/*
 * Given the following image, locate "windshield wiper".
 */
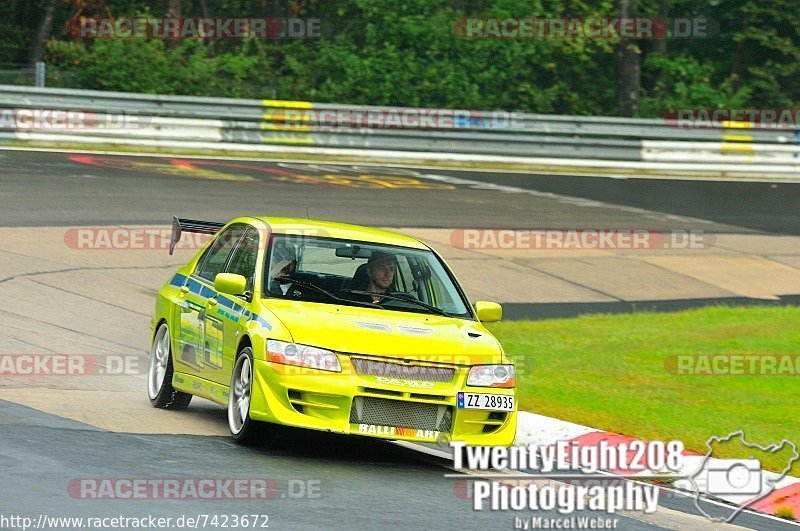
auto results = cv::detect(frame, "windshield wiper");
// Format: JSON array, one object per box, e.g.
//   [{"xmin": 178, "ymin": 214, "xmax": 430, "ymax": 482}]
[
  {"xmin": 273, "ymin": 277, "xmax": 382, "ymax": 309},
  {"xmin": 338, "ymin": 289, "xmax": 448, "ymax": 316}
]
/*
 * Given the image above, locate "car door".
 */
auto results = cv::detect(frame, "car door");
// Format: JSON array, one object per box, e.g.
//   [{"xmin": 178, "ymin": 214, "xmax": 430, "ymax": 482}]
[
  {"xmin": 206, "ymin": 226, "xmax": 260, "ymax": 385},
  {"xmin": 176, "ymin": 224, "xmax": 245, "ymax": 379}
]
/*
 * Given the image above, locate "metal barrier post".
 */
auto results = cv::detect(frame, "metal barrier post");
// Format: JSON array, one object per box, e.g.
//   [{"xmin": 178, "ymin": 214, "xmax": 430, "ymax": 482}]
[{"xmin": 34, "ymin": 62, "xmax": 46, "ymax": 88}]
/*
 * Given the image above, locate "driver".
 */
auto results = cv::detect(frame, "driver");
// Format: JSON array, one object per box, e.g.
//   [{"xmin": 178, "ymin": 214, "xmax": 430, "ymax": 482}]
[{"xmin": 364, "ymin": 250, "xmax": 396, "ymax": 303}]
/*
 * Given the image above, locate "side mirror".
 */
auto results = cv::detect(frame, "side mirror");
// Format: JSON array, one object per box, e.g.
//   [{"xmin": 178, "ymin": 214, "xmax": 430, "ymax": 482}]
[
  {"xmin": 214, "ymin": 273, "xmax": 247, "ymax": 296},
  {"xmin": 474, "ymin": 301, "xmax": 502, "ymax": 322}
]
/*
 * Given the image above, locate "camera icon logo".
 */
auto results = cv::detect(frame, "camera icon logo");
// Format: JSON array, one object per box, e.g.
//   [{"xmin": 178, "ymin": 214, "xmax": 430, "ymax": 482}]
[
  {"xmin": 687, "ymin": 430, "xmax": 798, "ymax": 523},
  {"xmin": 705, "ymin": 459, "xmax": 762, "ymax": 496}
]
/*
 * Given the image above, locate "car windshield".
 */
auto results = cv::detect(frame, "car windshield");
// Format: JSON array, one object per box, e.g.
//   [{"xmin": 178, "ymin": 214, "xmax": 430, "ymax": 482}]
[{"xmin": 264, "ymin": 235, "xmax": 471, "ymax": 318}]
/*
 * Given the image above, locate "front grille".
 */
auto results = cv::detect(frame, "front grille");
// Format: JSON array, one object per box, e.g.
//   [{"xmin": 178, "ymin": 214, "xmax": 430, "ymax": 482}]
[
  {"xmin": 350, "ymin": 396, "xmax": 453, "ymax": 432},
  {"xmin": 287, "ymin": 389, "xmax": 303, "ymax": 413},
  {"xmin": 410, "ymin": 393, "xmax": 447, "ymax": 401},
  {"xmin": 363, "ymin": 387, "xmax": 403, "ymax": 397},
  {"xmin": 483, "ymin": 412, "xmax": 507, "ymax": 433},
  {"xmin": 351, "ymin": 358, "xmax": 456, "ymax": 383}
]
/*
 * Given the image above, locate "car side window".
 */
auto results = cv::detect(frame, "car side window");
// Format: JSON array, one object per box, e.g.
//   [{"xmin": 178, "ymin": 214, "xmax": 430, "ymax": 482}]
[
  {"xmin": 226, "ymin": 228, "xmax": 259, "ymax": 293},
  {"xmin": 195, "ymin": 225, "xmax": 246, "ymax": 283}
]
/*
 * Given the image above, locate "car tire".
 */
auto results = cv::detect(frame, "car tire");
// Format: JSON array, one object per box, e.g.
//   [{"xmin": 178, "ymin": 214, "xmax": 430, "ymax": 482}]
[
  {"xmin": 148, "ymin": 322, "xmax": 193, "ymax": 410},
  {"xmin": 228, "ymin": 346, "xmax": 262, "ymax": 444}
]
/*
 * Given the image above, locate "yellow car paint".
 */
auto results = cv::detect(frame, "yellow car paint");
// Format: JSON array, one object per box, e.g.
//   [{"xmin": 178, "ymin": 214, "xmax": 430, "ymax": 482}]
[{"xmin": 150, "ymin": 217, "xmax": 517, "ymax": 446}]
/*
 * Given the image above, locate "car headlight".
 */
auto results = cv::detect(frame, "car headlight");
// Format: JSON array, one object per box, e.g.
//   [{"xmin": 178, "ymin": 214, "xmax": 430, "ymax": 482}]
[
  {"xmin": 267, "ymin": 340, "xmax": 341, "ymax": 373},
  {"xmin": 467, "ymin": 364, "xmax": 515, "ymax": 388}
]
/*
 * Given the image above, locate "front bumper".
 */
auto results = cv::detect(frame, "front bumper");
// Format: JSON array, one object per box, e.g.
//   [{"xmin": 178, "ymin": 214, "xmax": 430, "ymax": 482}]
[{"xmin": 248, "ymin": 356, "xmax": 517, "ymax": 446}]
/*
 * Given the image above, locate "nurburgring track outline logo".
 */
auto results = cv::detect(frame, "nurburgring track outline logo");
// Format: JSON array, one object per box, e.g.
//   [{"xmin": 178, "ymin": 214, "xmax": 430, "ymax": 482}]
[{"xmin": 687, "ymin": 430, "xmax": 799, "ymax": 523}]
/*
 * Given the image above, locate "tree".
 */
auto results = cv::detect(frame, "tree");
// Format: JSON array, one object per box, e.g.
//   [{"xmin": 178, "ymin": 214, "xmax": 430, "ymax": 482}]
[
  {"xmin": 7, "ymin": 0, "xmax": 799, "ymax": 116},
  {"xmin": 30, "ymin": 0, "xmax": 58, "ymax": 65},
  {"xmin": 615, "ymin": 0, "xmax": 641, "ymax": 116}
]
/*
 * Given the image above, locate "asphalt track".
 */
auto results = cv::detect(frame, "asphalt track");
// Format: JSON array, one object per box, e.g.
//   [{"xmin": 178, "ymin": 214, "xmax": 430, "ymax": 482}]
[
  {"xmin": 0, "ymin": 400, "xmax": 525, "ymax": 530},
  {"xmin": 1, "ymin": 400, "xmax": 672, "ymax": 530},
  {"xmin": 1, "ymin": 149, "xmax": 796, "ymax": 233},
  {"xmin": 1, "ymin": 148, "xmax": 798, "ymax": 530},
  {"xmin": 2, "ymin": 399, "xmax": 795, "ymax": 530},
  {"xmin": 450, "ymin": 170, "xmax": 800, "ymax": 236}
]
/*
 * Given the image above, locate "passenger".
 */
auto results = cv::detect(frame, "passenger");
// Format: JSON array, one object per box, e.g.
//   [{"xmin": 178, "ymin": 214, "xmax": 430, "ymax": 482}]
[{"xmin": 268, "ymin": 241, "xmax": 297, "ymax": 295}]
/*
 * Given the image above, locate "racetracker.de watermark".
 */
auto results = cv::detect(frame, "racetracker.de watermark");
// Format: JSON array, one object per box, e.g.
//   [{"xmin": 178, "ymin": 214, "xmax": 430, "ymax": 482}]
[
  {"xmin": 1, "ymin": 514, "xmax": 269, "ymax": 530},
  {"xmin": 64, "ymin": 226, "xmax": 336, "ymax": 251},
  {"xmin": 450, "ymin": 229, "xmax": 708, "ymax": 250},
  {"xmin": 665, "ymin": 354, "xmax": 800, "ymax": 376},
  {"xmin": 65, "ymin": 227, "xmax": 211, "ymax": 251},
  {"xmin": 0, "ymin": 354, "xmax": 139, "ymax": 376},
  {"xmin": 270, "ymin": 353, "xmax": 504, "ymax": 377},
  {"xmin": 265, "ymin": 108, "xmax": 525, "ymax": 130},
  {"xmin": 0, "ymin": 109, "xmax": 102, "ymax": 130},
  {"xmin": 454, "ymin": 17, "xmax": 712, "ymax": 40},
  {"xmin": 68, "ymin": 17, "xmax": 322, "ymax": 40},
  {"xmin": 68, "ymin": 478, "xmax": 321, "ymax": 500},
  {"xmin": 0, "ymin": 110, "xmax": 166, "ymax": 131},
  {"xmin": 664, "ymin": 108, "xmax": 800, "ymax": 129}
]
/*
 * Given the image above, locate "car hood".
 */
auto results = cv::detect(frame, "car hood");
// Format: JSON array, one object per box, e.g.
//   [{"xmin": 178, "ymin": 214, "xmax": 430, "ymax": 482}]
[{"xmin": 264, "ymin": 300, "xmax": 504, "ymax": 365}]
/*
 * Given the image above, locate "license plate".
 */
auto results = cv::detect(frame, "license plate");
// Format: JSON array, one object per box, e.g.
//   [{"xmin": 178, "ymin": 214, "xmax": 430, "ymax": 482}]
[{"xmin": 457, "ymin": 392, "xmax": 514, "ymax": 411}]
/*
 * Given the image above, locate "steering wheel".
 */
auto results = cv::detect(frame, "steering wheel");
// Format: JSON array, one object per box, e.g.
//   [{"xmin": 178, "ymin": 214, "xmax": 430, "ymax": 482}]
[{"xmin": 386, "ymin": 291, "xmax": 418, "ymax": 300}]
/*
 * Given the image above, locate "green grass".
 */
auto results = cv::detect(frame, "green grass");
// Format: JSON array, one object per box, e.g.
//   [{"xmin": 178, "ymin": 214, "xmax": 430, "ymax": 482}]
[
  {"xmin": 486, "ymin": 306, "xmax": 800, "ymax": 472},
  {"xmin": 775, "ymin": 506, "xmax": 797, "ymax": 521}
]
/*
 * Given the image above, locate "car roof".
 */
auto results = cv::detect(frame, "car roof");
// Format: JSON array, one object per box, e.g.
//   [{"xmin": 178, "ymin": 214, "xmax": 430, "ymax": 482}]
[{"xmin": 251, "ymin": 216, "xmax": 429, "ymax": 250}]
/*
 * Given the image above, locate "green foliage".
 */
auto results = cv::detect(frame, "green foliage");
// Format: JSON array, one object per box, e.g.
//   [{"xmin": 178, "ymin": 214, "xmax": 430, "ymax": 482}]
[
  {"xmin": 774, "ymin": 506, "xmax": 797, "ymax": 521},
  {"xmin": 638, "ymin": 54, "xmax": 753, "ymax": 116},
  {"xmin": 5, "ymin": 0, "xmax": 799, "ymax": 115}
]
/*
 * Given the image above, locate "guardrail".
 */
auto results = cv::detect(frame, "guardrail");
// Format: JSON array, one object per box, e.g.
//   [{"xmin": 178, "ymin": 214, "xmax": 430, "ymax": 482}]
[{"xmin": 0, "ymin": 85, "xmax": 798, "ymax": 175}]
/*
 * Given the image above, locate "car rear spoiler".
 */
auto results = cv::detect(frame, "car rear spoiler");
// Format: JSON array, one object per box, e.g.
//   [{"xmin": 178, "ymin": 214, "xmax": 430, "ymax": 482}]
[{"xmin": 169, "ymin": 216, "xmax": 225, "ymax": 255}]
